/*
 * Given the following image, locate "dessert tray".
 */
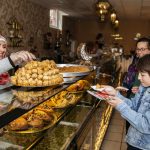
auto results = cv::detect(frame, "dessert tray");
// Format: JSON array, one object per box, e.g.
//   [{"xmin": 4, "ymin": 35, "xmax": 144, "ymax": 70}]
[{"xmin": 57, "ymin": 64, "xmax": 93, "ymax": 77}]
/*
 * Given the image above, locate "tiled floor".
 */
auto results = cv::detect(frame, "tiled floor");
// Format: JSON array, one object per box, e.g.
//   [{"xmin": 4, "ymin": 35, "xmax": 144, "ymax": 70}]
[{"xmin": 101, "ymin": 110, "xmax": 127, "ymax": 150}]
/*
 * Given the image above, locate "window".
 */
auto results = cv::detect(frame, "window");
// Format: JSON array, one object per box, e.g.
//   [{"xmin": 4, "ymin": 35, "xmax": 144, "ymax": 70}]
[{"xmin": 50, "ymin": 9, "xmax": 68, "ymax": 30}]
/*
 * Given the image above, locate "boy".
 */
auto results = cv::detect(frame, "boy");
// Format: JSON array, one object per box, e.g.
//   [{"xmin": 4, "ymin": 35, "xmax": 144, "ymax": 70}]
[{"xmin": 104, "ymin": 54, "xmax": 150, "ymax": 150}]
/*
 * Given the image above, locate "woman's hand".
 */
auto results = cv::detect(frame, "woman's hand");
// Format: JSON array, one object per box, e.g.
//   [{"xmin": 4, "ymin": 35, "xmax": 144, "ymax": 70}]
[
  {"xmin": 107, "ymin": 96, "xmax": 123, "ymax": 107},
  {"xmin": 10, "ymin": 51, "xmax": 36, "ymax": 65},
  {"xmin": 131, "ymin": 86, "xmax": 139, "ymax": 94},
  {"xmin": 102, "ymin": 85, "xmax": 117, "ymax": 96}
]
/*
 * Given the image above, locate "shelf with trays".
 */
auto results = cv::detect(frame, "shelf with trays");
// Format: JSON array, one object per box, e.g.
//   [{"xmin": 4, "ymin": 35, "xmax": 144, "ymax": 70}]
[{"xmin": 0, "ymin": 63, "xmax": 116, "ymax": 150}]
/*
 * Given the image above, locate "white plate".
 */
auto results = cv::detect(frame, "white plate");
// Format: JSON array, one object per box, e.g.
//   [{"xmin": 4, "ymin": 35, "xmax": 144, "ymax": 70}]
[{"xmin": 91, "ymin": 86, "xmax": 105, "ymax": 92}]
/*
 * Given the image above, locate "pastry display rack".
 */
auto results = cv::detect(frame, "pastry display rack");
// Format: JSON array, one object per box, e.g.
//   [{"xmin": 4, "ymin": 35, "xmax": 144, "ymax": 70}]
[{"xmin": 0, "ymin": 64, "xmax": 116, "ymax": 150}]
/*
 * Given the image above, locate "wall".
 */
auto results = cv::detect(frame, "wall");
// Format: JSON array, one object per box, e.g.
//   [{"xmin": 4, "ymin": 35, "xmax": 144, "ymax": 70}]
[
  {"xmin": 64, "ymin": 17, "xmax": 150, "ymax": 54},
  {"xmin": 0, "ymin": 0, "xmax": 50, "ymax": 57}
]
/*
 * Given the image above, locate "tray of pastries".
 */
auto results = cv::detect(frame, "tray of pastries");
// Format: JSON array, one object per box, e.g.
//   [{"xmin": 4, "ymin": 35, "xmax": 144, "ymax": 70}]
[
  {"xmin": 12, "ymin": 87, "xmax": 56, "ymax": 105},
  {"xmin": 11, "ymin": 60, "xmax": 64, "ymax": 87},
  {"xmin": 57, "ymin": 64, "xmax": 92, "ymax": 77},
  {"xmin": 7, "ymin": 107, "xmax": 58, "ymax": 133},
  {"xmin": 45, "ymin": 90, "xmax": 83, "ymax": 108}
]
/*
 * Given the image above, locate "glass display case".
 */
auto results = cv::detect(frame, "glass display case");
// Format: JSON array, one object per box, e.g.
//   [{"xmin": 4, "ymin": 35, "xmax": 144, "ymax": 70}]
[{"xmin": 0, "ymin": 67, "xmax": 117, "ymax": 150}]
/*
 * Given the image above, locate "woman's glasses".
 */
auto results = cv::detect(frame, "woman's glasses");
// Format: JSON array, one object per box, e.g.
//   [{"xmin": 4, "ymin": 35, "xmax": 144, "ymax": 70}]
[{"xmin": 136, "ymin": 48, "xmax": 148, "ymax": 52}]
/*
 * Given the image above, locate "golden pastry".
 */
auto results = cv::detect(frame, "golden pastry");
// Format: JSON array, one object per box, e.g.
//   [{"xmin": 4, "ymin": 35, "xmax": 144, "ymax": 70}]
[
  {"xmin": 37, "ymin": 80, "xmax": 42, "ymax": 86},
  {"xmin": 43, "ymin": 80, "xmax": 49, "ymax": 86},
  {"xmin": 9, "ymin": 117, "xmax": 28, "ymax": 131},
  {"xmin": 37, "ymin": 74, "xmax": 42, "ymax": 80},
  {"xmin": 43, "ymin": 76, "xmax": 49, "ymax": 80},
  {"xmin": 34, "ymin": 109, "xmax": 51, "ymax": 122},
  {"xmin": 32, "ymin": 73, "xmax": 38, "ymax": 79},
  {"xmin": 32, "ymin": 69, "xmax": 38, "ymax": 73},
  {"xmin": 28, "ymin": 117, "xmax": 44, "ymax": 128},
  {"xmin": 37, "ymin": 69, "xmax": 43, "ymax": 75}
]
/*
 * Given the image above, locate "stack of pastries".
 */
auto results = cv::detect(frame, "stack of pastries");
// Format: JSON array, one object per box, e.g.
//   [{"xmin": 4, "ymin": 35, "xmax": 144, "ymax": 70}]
[{"xmin": 11, "ymin": 60, "xmax": 63, "ymax": 86}]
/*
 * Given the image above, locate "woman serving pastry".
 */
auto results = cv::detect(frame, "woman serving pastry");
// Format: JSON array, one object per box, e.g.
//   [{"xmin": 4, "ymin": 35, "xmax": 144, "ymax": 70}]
[{"xmin": 0, "ymin": 35, "xmax": 36, "ymax": 85}]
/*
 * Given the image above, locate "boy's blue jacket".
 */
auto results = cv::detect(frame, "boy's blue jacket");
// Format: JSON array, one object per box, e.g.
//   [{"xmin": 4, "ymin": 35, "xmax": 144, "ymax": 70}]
[{"xmin": 116, "ymin": 86, "xmax": 150, "ymax": 150}]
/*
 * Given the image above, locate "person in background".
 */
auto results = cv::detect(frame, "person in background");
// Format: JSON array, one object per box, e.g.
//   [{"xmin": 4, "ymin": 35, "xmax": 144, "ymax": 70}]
[
  {"xmin": 95, "ymin": 33, "xmax": 104, "ymax": 49},
  {"xmin": 0, "ymin": 35, "xmax": 36, "ymax": 85},
  {"xmin": 123, "ymin": 37, "xmax": 150, "ymax": 97},
  {"xmin": 103, "ymin": 54, "xmax": 150, "ymax": 150}
]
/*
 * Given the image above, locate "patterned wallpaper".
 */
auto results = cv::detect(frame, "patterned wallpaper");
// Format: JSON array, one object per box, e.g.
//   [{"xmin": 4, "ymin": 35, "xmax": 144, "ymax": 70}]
[{"xmin": 0, "ymin": 0, "xmax": 50, "ymax": 56}]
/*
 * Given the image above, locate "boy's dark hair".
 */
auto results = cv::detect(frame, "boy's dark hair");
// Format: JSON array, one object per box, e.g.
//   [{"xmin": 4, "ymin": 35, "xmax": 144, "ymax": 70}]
[
  {"xmin": 136, "ymin": 37, "xmax": 150, "ymax": 49},
  {"xmin": 137, "ymin": 54, "xmax": 150, "ymax": 75}
]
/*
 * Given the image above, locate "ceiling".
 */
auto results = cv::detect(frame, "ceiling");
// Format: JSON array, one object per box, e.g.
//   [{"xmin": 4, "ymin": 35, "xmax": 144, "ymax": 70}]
[{"xmin": 29, "ymin": 0, "xmax": 150, "ymax": 20}]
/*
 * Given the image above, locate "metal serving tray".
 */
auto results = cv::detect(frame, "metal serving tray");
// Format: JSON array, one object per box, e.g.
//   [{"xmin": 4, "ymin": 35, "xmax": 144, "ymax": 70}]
[
  {"xmin": 63, "ymin": 76, "xmax": 82, "ymax": 83},
  {"xmin": 57, "ymin": 64, "xmax": 92, "ymax": 77}
]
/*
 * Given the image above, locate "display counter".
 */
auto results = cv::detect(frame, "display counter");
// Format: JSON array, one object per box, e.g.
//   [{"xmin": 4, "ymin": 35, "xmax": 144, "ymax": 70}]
[{"xmin": 0, "ymin": 65, "xmax": 117, "ymax": 150}]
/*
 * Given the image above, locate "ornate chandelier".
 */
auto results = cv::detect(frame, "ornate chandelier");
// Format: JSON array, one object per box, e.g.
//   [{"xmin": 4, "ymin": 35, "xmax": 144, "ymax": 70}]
[{"xmin": 96, "ymin": 0, "xmax": 119, "ymax": 29}]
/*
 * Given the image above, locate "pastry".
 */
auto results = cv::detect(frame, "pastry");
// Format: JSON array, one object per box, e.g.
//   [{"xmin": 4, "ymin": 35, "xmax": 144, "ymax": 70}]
[
  {"xmin": 27, "ymin": 117, "xmax": 44, "ymax": 128},
  {"xmin": 9, "ymin": 117, "xmax": 28, "ymax": 131},
  {"xmin": 34, "ymin": 109, "xmax": 51, "ymax": 122}
]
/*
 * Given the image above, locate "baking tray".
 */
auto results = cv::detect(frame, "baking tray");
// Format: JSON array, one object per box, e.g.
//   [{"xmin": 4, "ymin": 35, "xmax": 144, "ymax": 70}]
[{"xmin": 57, "ymin": 64, "xmax": 92, "ymax": 77}]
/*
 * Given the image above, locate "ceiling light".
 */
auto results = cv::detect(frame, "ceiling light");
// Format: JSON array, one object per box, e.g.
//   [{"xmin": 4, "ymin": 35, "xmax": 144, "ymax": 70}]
[
  {"xmin": 110, "ymin": 11, "xmax": 117, "ymax": 23},
  {"xmin": 95, "ymin": 0, "xmax": 120, "ymax": 29}
]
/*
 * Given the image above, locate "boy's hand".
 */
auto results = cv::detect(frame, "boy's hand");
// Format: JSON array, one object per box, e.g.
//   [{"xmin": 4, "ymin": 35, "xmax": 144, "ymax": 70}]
[{"xmin": 107, "ymin": 96, "xmax": 123, "ymax": 107}]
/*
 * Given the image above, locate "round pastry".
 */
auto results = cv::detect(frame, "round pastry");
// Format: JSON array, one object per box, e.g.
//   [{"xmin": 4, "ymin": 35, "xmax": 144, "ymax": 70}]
[
  {"xmin": 43, "ymin": 67, "xmax": 49, "ymax": 72},
  {"xmin": 32, "ymin": 69, "xmax": 38, "ymax": 73},
  {"xmin": 25, "ymin": 74, "xmax": 31, "ymax": 80},
  {"xmin": 32, "ymin": 73, "xmax": 38, "ymax": 79},
  {"xmin": 11, "ymin": 76, "xmax": 17, "ymax": 85},
  {"xmin": 26, "ymin": 70, "xmax": 32, "ymax": 75},
  {"xmin": 42, "ymin": 80, "xmax": 49, "ymax": 86},
  {"xmin": 37, "ymin": 69, "xmax": 43, "ymax": 75},
  {"xmin": 22, "ymin": 80, "xmax": 29, "ymax": 86},
  {"xmin": 43, "ymin": 76, "xmax": 49, "ymax": 80},
  {"xmin": 37, "ymin": 80, "xmax": 42, "ymax": 86},
  {"xmin": 30, "ymin": 80, "xmax": 37, "ymax": 86},
  {"xmin": 37, "ymin": 74, "xmax": 43, "ymax": 80}
]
